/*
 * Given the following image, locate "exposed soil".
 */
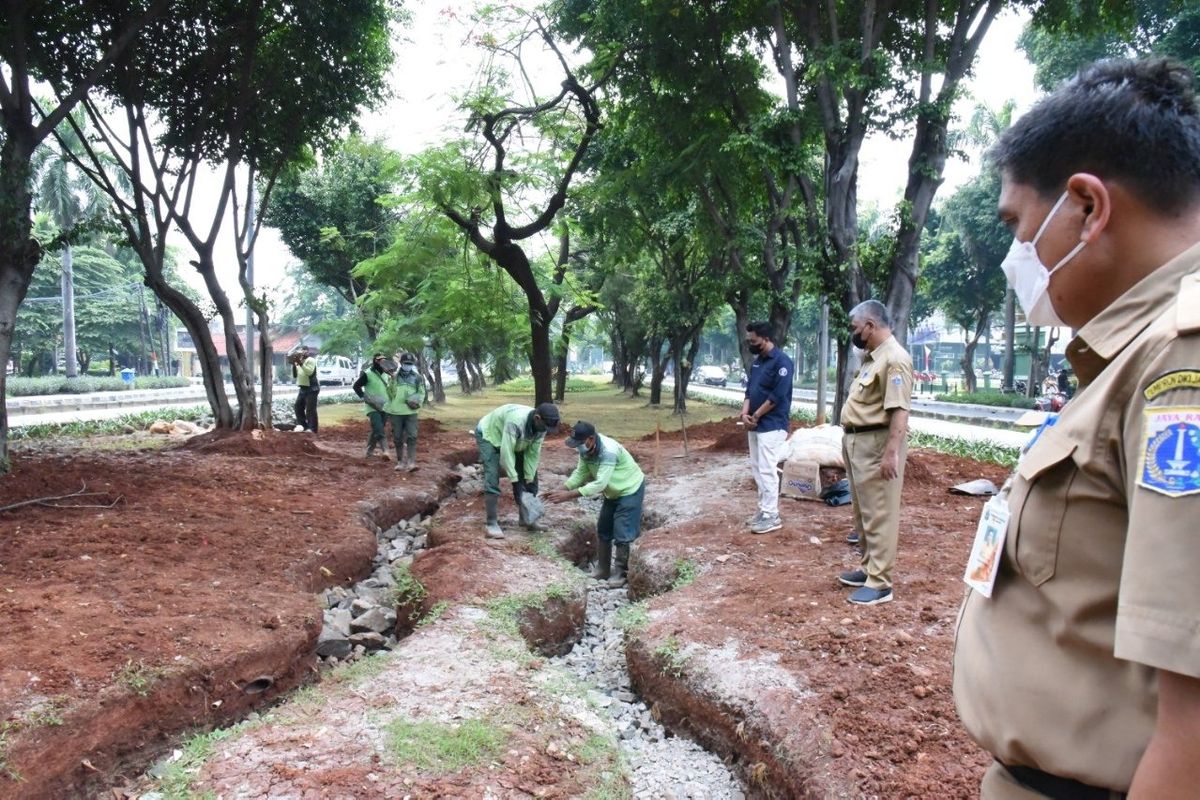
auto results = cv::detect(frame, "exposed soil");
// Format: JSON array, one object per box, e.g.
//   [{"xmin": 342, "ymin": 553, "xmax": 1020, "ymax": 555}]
[
  {"xmin": 0, "ymin": 422, "xmax": 474, "ymax": 799},
  {"xmin": 2, "ymin": 412, "xmax": 1009, "ymax": 799}
]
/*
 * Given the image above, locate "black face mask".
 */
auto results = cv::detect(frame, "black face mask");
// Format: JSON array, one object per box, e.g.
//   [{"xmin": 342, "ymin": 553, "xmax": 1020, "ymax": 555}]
[
  {"xmin": 851, "ymin": 332, "xmax": 868, "ymax": 350},
  {"xmin": 748, "ymin": 342, "xmax": 764, "ymax": 355}
]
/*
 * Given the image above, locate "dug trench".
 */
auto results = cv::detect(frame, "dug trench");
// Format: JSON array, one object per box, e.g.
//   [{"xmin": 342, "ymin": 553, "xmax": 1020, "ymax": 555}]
[{"xmin": 2, "ymin": 416, "xmax": 1012, "ymax": 797}]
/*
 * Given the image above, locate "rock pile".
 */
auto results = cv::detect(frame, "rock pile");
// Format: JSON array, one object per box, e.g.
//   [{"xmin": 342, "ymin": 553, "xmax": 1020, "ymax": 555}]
[
  {"xmin": 554, "ymin": 582, "xmax": 746, "ymax": 799},
  {"xmin": 451, "ymin": 462, "xmax": 483, "ymax": 497},
  {"xmin": 315, "ymin": 512, "xmax": 433, "ymax": 666}
]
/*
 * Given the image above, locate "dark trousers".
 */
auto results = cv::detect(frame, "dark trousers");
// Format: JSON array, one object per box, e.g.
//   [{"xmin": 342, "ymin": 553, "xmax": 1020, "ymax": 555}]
[
  {"xmin": 475, "ymin": 430, "xmax": 537, "ymax": 499},
  {"xmin": 367, "ymin": 410, "xmax": 386, "ymax": 448},
  {"xmin": 390, "ymin": 413, "xmax": 418, "ymax": 448},
  {"xmin": 295, "ymin": 386, "xmax": 320, "ymax": 432},
  {"xmin": 598, "ymin": 480, "xmax": 646, "ymax": 544}
]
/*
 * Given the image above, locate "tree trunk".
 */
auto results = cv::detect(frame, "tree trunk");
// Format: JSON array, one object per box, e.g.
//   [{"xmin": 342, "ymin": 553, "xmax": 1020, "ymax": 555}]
[
  {"xmin": 648, "ymin": 338, "xmax": 666, "ymax": 406},
  {"xmin": 455, "ymin": 356, "xmax": 471, "ymax": 394},
  {"xmin": 195, "ymin": 253, "xmax": 257, "ymax": 429},
  {"xmin": 672, "ymin": 330, "xmax": 701, "ymax": 414},
  {"xmin": 1002, "ymin": 287, "xmax": 1015, "ymax": 392},
  {"xmin": 61, "ymin": 244, "xmax": 79, "ymax": 378},
  {"xmin": 0, "ymin": 128, "xmax": 40, "ymax": 473},
  {"xmin": 553, "ymin": 329, "xmax": 570, "ymax": 402},
  {"xmin": 961, "ymin": 337, "xmax": 978, "ymax": 394}
]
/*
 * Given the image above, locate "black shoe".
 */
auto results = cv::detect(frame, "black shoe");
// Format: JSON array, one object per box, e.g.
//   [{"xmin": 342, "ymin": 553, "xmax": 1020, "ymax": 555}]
[
  {"xmin": 846, "ymin": 531, "xmax": 859, "ymax": 545},
  {"xmin": 838, "ymin": 569, "xmax": 867, "ymax": 587}
]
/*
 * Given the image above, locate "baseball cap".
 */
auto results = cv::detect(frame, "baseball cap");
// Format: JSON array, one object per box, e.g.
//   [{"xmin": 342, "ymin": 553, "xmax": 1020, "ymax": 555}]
[
  {"xmin": 564, "ymin": 421, "xmax": 596, "ymax": 448},
  {"xmin": 400, "ymin": 352, "xmax": 417, "ymax": 364},
  {"xmin": 534, "ymin": 402, "xmax": 560, "ymax": 429}
]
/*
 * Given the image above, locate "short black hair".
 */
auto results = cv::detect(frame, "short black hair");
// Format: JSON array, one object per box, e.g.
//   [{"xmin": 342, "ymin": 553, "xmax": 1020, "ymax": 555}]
[
  {"xmin": 991, "ymin": 58, "xmax": 1200, "ymax": 214},
  {"xmin": 745, "ymin": 321, "xmax": 773, "ymax": 340}
]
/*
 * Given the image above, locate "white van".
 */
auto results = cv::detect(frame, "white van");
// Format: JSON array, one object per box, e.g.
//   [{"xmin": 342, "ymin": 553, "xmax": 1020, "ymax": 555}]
[{"xmin": 316, "ymin": 355, "xmax": 357, "ymax": 386}]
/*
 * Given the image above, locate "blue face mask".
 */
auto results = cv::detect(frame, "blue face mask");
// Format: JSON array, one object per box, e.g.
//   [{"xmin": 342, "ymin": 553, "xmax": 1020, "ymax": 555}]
[
  {"xmin": 575, "ymin": 442, "xmax": 591, "ymax": 456},
  {"xmin": 400, "ymin": 363, "xmax": 414, "ymax": 374}
]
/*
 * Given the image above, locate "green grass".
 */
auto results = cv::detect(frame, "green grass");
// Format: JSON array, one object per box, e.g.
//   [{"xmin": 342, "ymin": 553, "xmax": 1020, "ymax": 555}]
[
  {"xmin": 671, "ymin": 559, "xmax": 698, "ymax": 591},
  {"xmin": 653, "ymin": 635, "xmax": 689, "ymax": 678},
  {"xmin": 417, "ymin": 600, "xmax": 450, "ymax": 627},
  {"xmin": 391, "ymin": 562, "xmax": 429, "ymax": 620},
  {"xmin": 0, "ymin": 721, "xmax": 17, "ymax": 781},
  {"xmin": 614, "ymin": 601, "xmax": 649, "ymax": 633},
  {"xmin": 155, "ymin": 724, "xmax": 250, "ymax": 799},
  {"xmin": 934, "ymin": 389, "xmax": 1037, "ymax": 409},
  {"xmin": 484, "ymin": 583, "xmax": 577, "ymax": 638},
  {"xmin": 909, "ymin": 431, "xmax": 1020, "ymax": 468},
  {"xmin": 578, "ymin": 733, "xmax": 632, "ymax": 800},
  {"xmin": 385, "ymin": 717, "xmax": 508, "ymax": 773},
  {"xmin": 496, "ymin": 376, "xmax": 610, "ymax": 394},
  {"xmin": 6, "ymin": 375, "xmax": 191, "ymax": 396},
  {"xmin": 10, "ymin": 405, "xmax": 210, "ymax": 441},
  {"xmin": 115, "ymin": 658, "xmax": 166, "ymax": 697}
]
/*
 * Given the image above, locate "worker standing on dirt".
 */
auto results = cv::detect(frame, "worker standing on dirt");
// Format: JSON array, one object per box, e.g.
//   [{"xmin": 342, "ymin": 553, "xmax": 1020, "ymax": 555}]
[
  {"xmin": 954, "ymin": 58, "xmax": 1200, "ymax": 799},
  {"xmin": 291, "ymin": 345, "xmax": 319, "ymax": 434},
  {"xmin": 741, "ymin": 321, "xmax": 795, "ymax": 535},
  {"xmin": 353, "ymin": 352, "xmax": 395, "ymax": 459},
  {"xmin": 546, "ymin": 421, "xmax": 646, "ymax": 588},
  {"xmin": 387, "ymin": 352, "xmax": 425, "ymax": 472},
  {"xmin": 475, "ymin": 402, "xmax": 560, "ymax": 539},
  {"xmin": 837, "ymin": 300, "xmax": 912, "ymax": 606}
]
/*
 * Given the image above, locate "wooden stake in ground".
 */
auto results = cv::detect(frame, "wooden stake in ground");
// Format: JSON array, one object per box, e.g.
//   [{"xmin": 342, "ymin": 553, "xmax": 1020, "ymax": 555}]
[
  {"xmin": 679, "ymin": 412, "xmax": 690, "ymax": 458},
  {"xmin": 655, "ymin": 420, "xmax": 661, "ymax": 477}
]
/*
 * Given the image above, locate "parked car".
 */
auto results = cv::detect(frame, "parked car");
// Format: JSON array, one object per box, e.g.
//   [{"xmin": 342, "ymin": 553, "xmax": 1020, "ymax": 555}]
[
  {"xmin": 316, "ymin": 355, "xmax": 357, "ymax": 386},
  {"xmin": 696, "ymin": 365, "xmax": 728, "ymax": 387}
]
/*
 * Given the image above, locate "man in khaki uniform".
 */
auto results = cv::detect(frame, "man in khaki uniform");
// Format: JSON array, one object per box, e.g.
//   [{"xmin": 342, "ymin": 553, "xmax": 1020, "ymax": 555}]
[
  {"xmin": 954, "ymin": 58, "xmax": 1200, "ymax": 798},
  {"xmin": 837, "ymin": 299, "xmax": 912, "ymax": 606}
]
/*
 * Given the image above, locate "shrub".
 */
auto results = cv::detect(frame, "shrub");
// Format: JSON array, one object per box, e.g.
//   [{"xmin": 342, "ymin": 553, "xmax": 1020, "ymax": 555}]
[
  {"xmin": 934, "ymin": 390, "xmax": 1037, "ymax": 409},
  {"xmin": 496, "ymin": 376, "xmax": 607, "ymax": 394},
  {"xmin": 6, "ymin": 375, "xmax": 190, "ymax": 396}
]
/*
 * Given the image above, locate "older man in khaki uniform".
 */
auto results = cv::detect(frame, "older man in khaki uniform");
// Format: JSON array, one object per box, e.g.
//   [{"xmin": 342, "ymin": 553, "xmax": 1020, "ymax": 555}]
[
  {"xmin": 837, "ymin": 299, "xmax": 912, "ymax": 606},
  {"xmin": 954, "ymin": 58, "xmax": 1200, "ymax": 799}
]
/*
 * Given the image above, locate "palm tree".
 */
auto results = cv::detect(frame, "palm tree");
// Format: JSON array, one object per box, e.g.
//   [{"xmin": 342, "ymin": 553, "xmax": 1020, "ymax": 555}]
[{"xmin": 32, "ymin": 114, "xmax": 107, "ymax": 379}]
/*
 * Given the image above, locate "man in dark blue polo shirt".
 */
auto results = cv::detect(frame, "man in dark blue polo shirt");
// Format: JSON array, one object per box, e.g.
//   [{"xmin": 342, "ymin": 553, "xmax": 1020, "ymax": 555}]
[{"xmin": 740, "ymin": 321, "xmax": 795, "ymax": 534}]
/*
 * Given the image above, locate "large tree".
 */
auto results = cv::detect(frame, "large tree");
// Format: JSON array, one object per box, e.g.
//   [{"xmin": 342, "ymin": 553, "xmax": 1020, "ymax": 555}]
[
  {"xmin": 422, "ymin": 11, "xmax": 603, "ymax": 404},
  {"xmin": 62, "ymin": 0, "xmax": 396, "ymax": 429},
  {"xmin": 0, "ymin": 0, "xmax": 168, "ymax": 471}
]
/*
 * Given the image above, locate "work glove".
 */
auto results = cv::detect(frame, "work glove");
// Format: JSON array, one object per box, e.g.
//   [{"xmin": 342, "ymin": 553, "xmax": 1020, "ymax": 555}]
[{"xmin": 406, "ymin": 397, "xmax": 421, "ymax": 409}]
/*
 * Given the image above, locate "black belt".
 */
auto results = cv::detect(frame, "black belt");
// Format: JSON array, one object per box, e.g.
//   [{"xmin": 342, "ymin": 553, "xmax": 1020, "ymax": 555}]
[
  {"xmin": 1003, "ymin": 764, "xmax": 1125, "ymax": 800},
  {"xmin": 842, "ymin": 424, "xmax": 887, "ymax": 434}
]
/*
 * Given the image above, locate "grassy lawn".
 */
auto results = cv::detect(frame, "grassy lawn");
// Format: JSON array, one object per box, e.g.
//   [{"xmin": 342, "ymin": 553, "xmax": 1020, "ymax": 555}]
[{"xmin": 321, "ymin": 383, "xmax": 734, "ymax": 441}]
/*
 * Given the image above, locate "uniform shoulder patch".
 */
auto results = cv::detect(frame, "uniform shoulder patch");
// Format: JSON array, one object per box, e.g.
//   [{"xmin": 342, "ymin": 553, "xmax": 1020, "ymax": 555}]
[
  {"xmin": 1137, "ymin": 407, "xmax": 1200, "ymax": 497},
  {"xmin": 778, "ymin": 366, "xmax": 788, "ymax": 377},
  {"xmin": 1144, "ymin": 370, "xmax": 1200, "ymax": 401},
  {"xmin": 891, "ymin": 375, "xmax": 903, "ymax": 385}
]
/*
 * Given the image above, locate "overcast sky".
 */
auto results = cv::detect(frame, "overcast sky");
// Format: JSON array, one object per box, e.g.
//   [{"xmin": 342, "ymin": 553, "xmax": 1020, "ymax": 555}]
[{"xmin": 187, "ymin": 4, "xmax": 1039, "ymax": 308}]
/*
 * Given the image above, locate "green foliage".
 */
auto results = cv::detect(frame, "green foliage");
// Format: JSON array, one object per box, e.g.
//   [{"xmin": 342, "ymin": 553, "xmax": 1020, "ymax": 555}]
[
  {"xmin": 418, "ymin": 601, "xmax": 450, "ymax": 628},
  {"xmin": 670, "ymin": 559, "xmax": 698, "ymax": 591},
  {"xmin": 652, "ymin": 635, "xmax": 689, "ymax": 678},
  {"xmin": 155, "ymin": 724, "xmax": 252, "ymax": 800},
  {"xmin": 385, "ymin": 717, "xmax": 507, "ymax": 773},
  {"xmin": 115, "ymin": 658, "xmax": 165, "ymax": 697},
  {"xmin": 496, "ymin": 376, "xmax": 606, "ymax": 394},
  {"xmin": 0, "ymin": 721, "xmax": 17, "ymax": 781},
  {"xmin": 391, "ymin": 562, "xmax": 428, "ymax": 615},
  {"xmin": 909, "ymin": 432, "xmax": 1020, "ymax": 469},
  {"xmin": 484, "ymin": 582, "xmax": 577, "ymax": 638},
  {"xmin": 9, "ymin": 405, "xmax": 209, "ymax": 441},
  {"xmin": 6, "ymin": 376, "xmax": 189, "ymax": 396},
  {"xmin": 935, "ymin": 390, "xmax": 1038, "ymax": 409},
  {"xmin": 614, "ymin": 601, "xmax": 649, "ymax": 633}
]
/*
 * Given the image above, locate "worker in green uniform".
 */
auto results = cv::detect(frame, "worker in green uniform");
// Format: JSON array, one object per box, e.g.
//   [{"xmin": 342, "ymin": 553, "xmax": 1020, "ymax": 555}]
[
  {"xmin": 546, "ymin": 421, "xmax": 646, "ymax": 588},
  {"xmin": 352, "ymin": 352, "xmax": 395, "ymax": 459},
  {"xmin": 475, "ymin": 401, "xmax": 560, "ymax": 538},
  {"xmin": 387, "ymin": 352, "xmax": 426, "ymax": 472},
  {"xmin": 291, "ymin": 345, "xmax": 319, "ymax": 434}
]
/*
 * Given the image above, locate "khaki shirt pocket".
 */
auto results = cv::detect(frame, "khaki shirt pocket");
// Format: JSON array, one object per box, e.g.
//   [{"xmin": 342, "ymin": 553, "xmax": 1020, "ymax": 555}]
[{"xmin": 1010, "ymin": 434, "xmax": 1079, "ymax": 586}]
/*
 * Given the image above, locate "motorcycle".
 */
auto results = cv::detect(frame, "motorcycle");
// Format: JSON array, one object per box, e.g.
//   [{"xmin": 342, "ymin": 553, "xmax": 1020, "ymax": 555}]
[{"xmin": 1035, "ymin": 391, "xmax": 1068, "ymax": 413}]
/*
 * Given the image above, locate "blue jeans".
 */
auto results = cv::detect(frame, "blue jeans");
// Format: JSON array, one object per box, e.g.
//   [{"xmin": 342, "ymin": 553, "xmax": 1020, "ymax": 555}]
[{"xmin": 598, "ymin": 480, "xmax": 646, "ymax": 544}]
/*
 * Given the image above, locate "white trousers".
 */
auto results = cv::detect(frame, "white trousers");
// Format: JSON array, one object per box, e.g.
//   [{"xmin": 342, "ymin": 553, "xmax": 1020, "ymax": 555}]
[{"xmin": 747, "ymin": 428, "xmax": 788, "ymax": 516}]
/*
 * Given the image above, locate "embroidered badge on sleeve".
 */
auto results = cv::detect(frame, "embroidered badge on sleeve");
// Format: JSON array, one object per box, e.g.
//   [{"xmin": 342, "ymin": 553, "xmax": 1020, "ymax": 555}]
[
  {"xmin": 1144, "ymin": 370, "xmax": 1200, "ymax": 401},
  {"xmin": 1138, "ymin": 407, "xmax": 1200, "ymax": 497}
]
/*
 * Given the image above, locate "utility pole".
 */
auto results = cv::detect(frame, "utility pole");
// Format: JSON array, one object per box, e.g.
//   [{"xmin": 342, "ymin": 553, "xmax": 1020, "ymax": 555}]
[
  {"xmin": 61, "ymin": 245, "xmax": 78, "ymax": 378},
  {"xmin": 815, "ymin": 299, "xmax": 829, "ymax": 425}
]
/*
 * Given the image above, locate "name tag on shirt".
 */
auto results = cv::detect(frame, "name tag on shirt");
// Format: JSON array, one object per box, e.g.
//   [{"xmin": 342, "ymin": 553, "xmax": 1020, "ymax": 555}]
[{"xmin": 963, "ymin": 496, "xmax": 1010, "ymax": 598}]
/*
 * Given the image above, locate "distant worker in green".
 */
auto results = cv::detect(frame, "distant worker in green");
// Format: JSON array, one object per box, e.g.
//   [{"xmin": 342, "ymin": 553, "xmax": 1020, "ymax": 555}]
[
  {"xmin": 546, "ymin": 421, "xmax": 646, "ymax": 588},
  {"xmin": 475, "ymin": 401, "xmax": 560, "ymax": 539},
  {"xmin": 352, "ymin": 352, "xmax": 395, "ymax": 459},
  {"xmin": 387, "ymin": 352, "xmax": 426, "ymax": 472},
  {"xmin": 290, "ymin": 345, "xmax": 319, "ymax": 434}
]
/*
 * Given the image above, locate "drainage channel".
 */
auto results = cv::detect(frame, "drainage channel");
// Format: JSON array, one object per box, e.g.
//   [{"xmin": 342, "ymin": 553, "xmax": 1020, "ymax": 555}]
[{"xmin": 554, "ymin": 580, "xmax": 747, "ymax": 799}]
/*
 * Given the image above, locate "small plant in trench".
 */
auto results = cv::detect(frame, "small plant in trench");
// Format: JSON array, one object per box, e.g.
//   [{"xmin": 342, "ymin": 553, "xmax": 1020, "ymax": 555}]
[
  {"xmin": 653, "ymin": 635, "xmax": 689, "ymax": 678},
  {"xmin": 385, "ymin": 716, "xmax": 508, "ymax": 773},
  {"xmin": 417, "ymin": 600, "xmax": 450, "ymax": 627},
  {"xmin": 671, "ymin": 558, "xmax": 698, "ymax": 590},
  {"xmin": 155, "ymin": 724, "xmax": 248, "ymax": 799},
  {"xmin": 391, "ymin": 562, "xmax": 428, "ymax": 618},
  {"xmin": 485, "ymin": 582, "xmax": 575, "ymax": 638},
  {"xmin": 116, "ymin": 658, "xmax": 166, "ymax": 697},
  {"xmin": 0, "ymin": 721, "xmax": 19, "ymax": 781},
  {"xmin": 20, "ymin": 695, "xmax": 69, "ymax": 727},
  {"xmin": 614, "ymin": 601, "xmax": 649, "ymax": 633}
]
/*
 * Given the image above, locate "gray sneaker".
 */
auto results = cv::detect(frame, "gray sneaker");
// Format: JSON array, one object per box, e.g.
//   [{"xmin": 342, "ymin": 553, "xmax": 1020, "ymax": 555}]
[
  {"xmin": 750, "ymin": 513, "xmax": 782, "ymax": 534},
  {"xmin": 746, "ymin": 511, "xmax": 764, "ymax": 527}
]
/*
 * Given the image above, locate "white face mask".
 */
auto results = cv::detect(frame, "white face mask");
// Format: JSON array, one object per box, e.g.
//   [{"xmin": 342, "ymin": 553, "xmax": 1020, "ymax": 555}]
[{"xmin": 999, "ymin": 191, "xmax": 1087, "ymax": 327}]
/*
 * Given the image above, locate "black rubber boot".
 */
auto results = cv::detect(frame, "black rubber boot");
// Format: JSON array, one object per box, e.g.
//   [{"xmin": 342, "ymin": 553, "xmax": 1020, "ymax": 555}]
[
  {"xmin": 608, "ymin": 543, "xmax": 629, "ymax": 588},
  {"xmin": 591, "ymin": 539, "xmax": 612, "ymax": 580},
  {"xmin": 484, "ymin": 494, "xmax": 503, "ymax": 539}
]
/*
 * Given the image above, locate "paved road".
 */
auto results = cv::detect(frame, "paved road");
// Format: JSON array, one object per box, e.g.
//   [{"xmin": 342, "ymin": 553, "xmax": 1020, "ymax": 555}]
[{"xmin": 8, "ymin": 384, "xmax": 355, "ymax": 428}]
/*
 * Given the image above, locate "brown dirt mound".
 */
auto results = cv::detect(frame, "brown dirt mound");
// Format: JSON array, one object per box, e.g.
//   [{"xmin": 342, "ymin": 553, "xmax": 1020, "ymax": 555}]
[
  {"xmin": 316, "ymin": 415, "xmax": 445, "ymax": 443},
  {"xmin": 904, "ymin": 450, "xmax": 939, "ymax": 487},
  {"xmin": 178, "ymin": 429, "xmax": 323, "ymax": 457},
  {"xmin": 639, "ymin": 416, "xmax": 742, "ymax": 442}
]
